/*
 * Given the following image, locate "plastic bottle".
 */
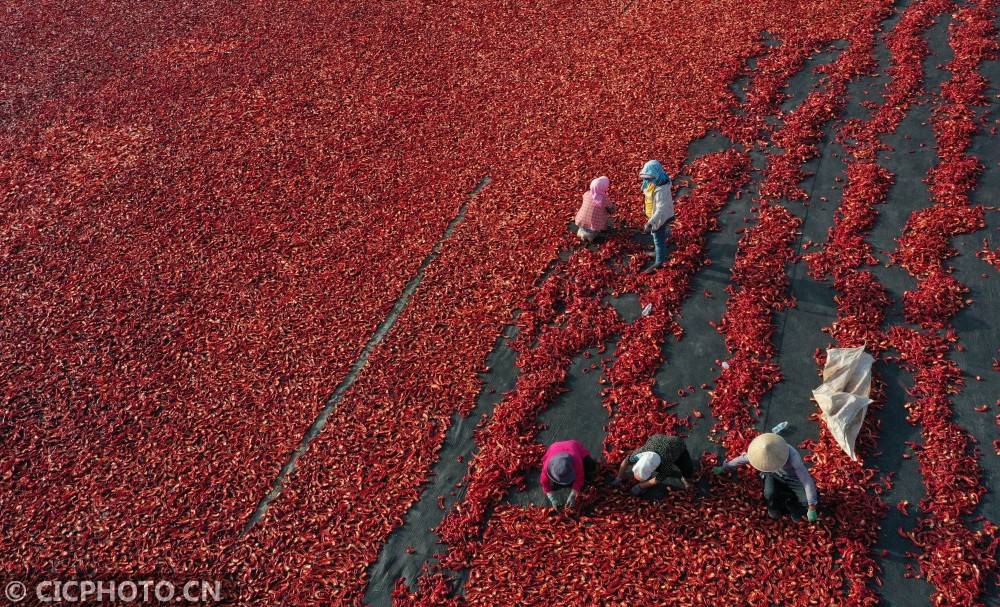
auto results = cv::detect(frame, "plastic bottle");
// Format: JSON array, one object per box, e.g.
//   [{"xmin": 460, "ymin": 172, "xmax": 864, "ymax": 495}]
[{"xmin": 771, "ymin": 421, "xmax": 788, "ymax": 434}]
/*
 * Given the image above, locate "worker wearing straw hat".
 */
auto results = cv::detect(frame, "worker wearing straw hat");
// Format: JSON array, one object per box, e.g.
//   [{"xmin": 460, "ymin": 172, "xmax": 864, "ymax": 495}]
[{"xmin": 713, "ymin": 433, "xmax": 819, "ymax": 522}]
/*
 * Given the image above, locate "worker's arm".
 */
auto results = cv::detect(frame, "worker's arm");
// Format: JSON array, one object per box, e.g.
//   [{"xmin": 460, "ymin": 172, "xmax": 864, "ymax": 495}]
[
  {"xmin": 617, "ymin": 458, "xmax": 630, "ymax": 479},
  {"xmin": 713, "ymin": 454, "xmax": 749, "ymax": 474},
  {"xmin": 614, "ymin": 458, "xmax": 630, "ymax": 485},
  {"xmin": 788, "ymin": 451, "xmax": 818, "ymax": 506},
  {"xmin": 630, "ymin": 477, "xmax": 657, "ymax": 495},
  {"xmin": 539, "ymin": 467, "xmax": 552, "ymax": 494},
  {"xmin": 571, "ymin": 464, "xmax": 585, "ymax": 492},
  {"xmin": 723, "ymin": 454, "xmax": 749, "ymax": 469},
  {"xmin": 615, "ymin": 450, "xmax": 640, "ymax": 484}
]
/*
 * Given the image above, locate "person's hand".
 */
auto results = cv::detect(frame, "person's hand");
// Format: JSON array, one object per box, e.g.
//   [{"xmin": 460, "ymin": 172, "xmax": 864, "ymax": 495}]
[
  {"xmin": 807, "ymin": 507, "xmax": 818, "ymax": 523},
  {"xmin": 610, "ymin": 477, "xmax": 622, "ymax": 487},
  {"xmin": 546, "ymin": 492, "xmax": 559, "ymax": 511},
  {"xmin": 565, "ymin": 491, "xmax": 578, "ymax": 509},
  {"xmin": 680, "ymin": 477, "xmax": 691, "ymax": 489},
  {"xmin": 642, "ymin": 221, "xmax": 653, "ymax": 234},
  {"xmin": 629, "ymin": 484, "xmax": 643, "ymax": 496},
  {"xmin": 712, "ymin": 466, "xmax": 726, "ymax": 475}
]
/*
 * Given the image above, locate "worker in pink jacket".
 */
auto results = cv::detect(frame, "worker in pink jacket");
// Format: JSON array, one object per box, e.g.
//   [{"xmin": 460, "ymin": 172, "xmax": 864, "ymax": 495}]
[
  {"xmin": 574, "ymin": 176, "xmax": 613, "ymax": 242},
  {"xmin": 540, "ymin": 439, "xmax": 596, "ymax": 511}
]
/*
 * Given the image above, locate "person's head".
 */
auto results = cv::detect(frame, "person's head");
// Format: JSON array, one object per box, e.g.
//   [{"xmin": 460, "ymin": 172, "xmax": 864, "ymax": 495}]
[
  {"xmin": 590, "ymin": 175, "xmax": 610, "ymax": 197},
  {"xmin": 746, "ymin": 433, "xmax": 790, "ymax": 472},
  {"xmin": 546, "ymin": 453, "xmax": 576, "ymax": 488},
  {"xmin": 639, "ymin": 160, "xmax": 670, "ymax": 190},
  {"xmin": 631, "ymin": 451, "xmax": 661, "ymax": 482}
]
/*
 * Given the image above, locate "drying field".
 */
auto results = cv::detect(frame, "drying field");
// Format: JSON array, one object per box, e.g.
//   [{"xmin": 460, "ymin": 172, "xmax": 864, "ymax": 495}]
[{"xmin": 1, "ymin": 0, "xmax": 998, "ymax": 605}]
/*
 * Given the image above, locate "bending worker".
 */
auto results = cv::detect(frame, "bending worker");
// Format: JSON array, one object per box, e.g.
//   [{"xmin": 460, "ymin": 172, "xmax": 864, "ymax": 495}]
[
  {"xmin": 713, "ymin": 432, "xmax": 819, "ymax": 522},
  {"xmin": 614, "ymin": 433, "xmax": 693, "ymax": 496},
  {"xmin": 574, "ymin": 175, "xmax": 614, "ymax": 242},
  {"xmin": 541, "ymin": 439, "xmax": 596, "ymax": 512}
]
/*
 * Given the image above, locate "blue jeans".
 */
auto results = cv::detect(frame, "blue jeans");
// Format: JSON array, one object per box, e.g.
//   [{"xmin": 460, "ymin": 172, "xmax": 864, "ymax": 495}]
[{"xmin": 652, "ymin": 223, "xmax": 670, "ymax": 264}]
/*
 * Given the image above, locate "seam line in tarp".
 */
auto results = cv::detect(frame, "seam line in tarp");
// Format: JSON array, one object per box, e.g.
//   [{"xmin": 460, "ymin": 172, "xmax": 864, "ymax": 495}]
[{"xmin": 240, "ymin": 175, "xmax": 491, "ymax": 535}]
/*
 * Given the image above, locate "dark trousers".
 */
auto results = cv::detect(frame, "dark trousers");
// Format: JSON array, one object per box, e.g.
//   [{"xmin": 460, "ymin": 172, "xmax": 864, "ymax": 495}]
[
  {"xmin": 675, "ymin": 447, "xmax": 694, "ymax": 478},
  {"xmin": 583, "ymin": 456, "xmax": 597, "ymax": 484},
  {"xmin": 763, "ymin": 472, "xmax": 808, "ymax": 515}
]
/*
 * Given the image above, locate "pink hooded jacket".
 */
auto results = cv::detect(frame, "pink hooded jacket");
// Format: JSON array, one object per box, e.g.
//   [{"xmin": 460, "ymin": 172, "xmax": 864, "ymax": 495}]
[{"xmin": 574, "ymin": 176, "xmax": 611, "ymax": 232}]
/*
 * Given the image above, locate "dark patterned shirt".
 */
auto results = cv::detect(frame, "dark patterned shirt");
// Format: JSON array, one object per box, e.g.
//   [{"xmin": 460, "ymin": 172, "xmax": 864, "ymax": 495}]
[{"xmin": 628, "ymin": 434, "xmax": 687, "ymax": 481}]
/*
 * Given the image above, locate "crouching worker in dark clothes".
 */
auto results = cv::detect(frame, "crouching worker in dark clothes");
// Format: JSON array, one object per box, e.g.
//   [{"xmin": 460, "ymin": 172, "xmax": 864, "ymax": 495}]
[
  {"xmin": 614, "ymin": 434, "xmax": 693, "ymax": 496},
  {"xmin": 541, "ymin": 439, "xmax": 597, "ymax": 512},
  {"xmin": 713, "ymin": 432, "xmax": 819, "ymax": 522}
]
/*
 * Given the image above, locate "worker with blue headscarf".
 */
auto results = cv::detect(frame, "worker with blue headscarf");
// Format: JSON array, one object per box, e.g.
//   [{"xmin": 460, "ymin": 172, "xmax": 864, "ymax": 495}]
[{"xmin": 638, "ymin": 160, "xmax": 675, "ymax": 273}]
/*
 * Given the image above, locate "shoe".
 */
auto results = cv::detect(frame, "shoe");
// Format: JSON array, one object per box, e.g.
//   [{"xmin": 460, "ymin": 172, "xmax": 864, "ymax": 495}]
[
  {"xmin": 767, "ymin": 506, "xmax": 783, "ymax": 520},
  {"xmin": 643, "ymin": 262, "xmax": 662, "ymax": 274},
  {"xmin": 789, "ymin": 507, "xmax": 805, "ymax": 522}
]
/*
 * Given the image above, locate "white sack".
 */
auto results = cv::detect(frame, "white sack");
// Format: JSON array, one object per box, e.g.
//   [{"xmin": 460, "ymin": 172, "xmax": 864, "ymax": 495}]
[{"xmin": 812, "ymin": 347, "xmax": 874, "ymax": 461}]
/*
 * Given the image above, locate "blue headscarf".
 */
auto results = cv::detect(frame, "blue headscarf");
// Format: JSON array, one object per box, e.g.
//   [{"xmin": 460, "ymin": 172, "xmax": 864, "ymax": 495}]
[{"xmin": 639, "ymin": 159, "xmax": 670, "ymax": 191}]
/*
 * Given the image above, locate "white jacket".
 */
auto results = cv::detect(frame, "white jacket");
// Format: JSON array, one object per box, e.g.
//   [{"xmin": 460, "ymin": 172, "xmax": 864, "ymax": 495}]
[{"xmin": 645, "ymin": 184, "xmax": 674, "ymax": 232}]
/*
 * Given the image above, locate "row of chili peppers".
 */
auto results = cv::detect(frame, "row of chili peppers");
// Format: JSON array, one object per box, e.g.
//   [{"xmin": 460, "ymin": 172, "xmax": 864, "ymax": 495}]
[
  {"xmin": 703, "ymin": 7, "xmax": 898, "ymax": 604},
  {"xmin": 801, "ymin": 0, "xmax": 960, "ymax": 600},
  {"xmin": 229, "ymin": 1, "xmax": 891, "ymax": 603},
  {"xmin": 399, "ymin": 22, "xmax": 837, "ymax": 596},
  {"xmin": 400, "ymin": 3, "xmax": 944, "ymax": 602},
  {"xmin": 210, "ymin": 2, "xmax": 630, "ymax": 600},
  {"xmin": 402, "ymin": 3, "xmax": 903, "ymax": 603},
  {"xmin": 601, "ymin": 150, "xmax": 751, "ymax": 461},
  {"xmin": 206, "ymin": 0, "xmax": 780, "ymax": 600},
  {"xmin": 709, "ymin": 0, "xmax": 888, "ymax": 451},
  {"xmin": 395, "ymin": 150, "xmax": 750, "ymax": 603},
  {"xmin": 887, "ymin": 1, "xmax": 999, "ymax": 602},
  {"xmin": 4, "ymin": 0, "xmax": 995, "ymax": 605},
  {"xmin": 434, "ymin": 247, "xmax": 622, "ymax": 560},
  {"xmin": 809, "ymin": 0, "xmax": 956, "ymax": 282}
]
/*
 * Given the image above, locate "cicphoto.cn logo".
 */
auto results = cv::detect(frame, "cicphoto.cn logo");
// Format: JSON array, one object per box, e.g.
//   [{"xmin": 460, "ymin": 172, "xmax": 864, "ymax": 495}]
[{"xmin": 4, "ymin": 579, "xmax": 226, "ymax": 604}]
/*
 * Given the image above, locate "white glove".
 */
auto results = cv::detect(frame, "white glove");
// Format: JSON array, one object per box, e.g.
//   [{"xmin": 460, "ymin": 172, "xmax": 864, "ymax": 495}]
[
  {"xmin": 546, "ymin": 492, "xmax": 559, "ymax": 509},
  {"xmin": 643, "ymin": 221, "xmax": 654, "ymax": 234},
  {"xmin": 630, "ymin": 484, "xmax": 643, "ymax": 496},
  {"xmin": 565, "ymin": 490, "xmax": 578, "ymax": 509}
]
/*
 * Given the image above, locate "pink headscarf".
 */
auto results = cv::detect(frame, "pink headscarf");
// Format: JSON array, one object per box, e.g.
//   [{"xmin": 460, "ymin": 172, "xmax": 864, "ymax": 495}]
[
  {"xmin": 589, "ymin": 176, "xmax": 610, "ymax": 208},
  {"xmin": 575, "ymin": 175, "xmax": 612, "ymax": 232}
]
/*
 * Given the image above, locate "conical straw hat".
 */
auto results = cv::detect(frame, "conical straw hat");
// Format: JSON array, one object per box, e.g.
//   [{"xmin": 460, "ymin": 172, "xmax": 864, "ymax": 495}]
[{"xmin": 747, "ymin": 433, "xmax": 789, "ymax": 472}]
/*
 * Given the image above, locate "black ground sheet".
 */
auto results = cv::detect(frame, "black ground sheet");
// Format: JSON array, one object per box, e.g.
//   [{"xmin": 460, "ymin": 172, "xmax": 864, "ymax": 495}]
[{"xmin": 366, "ymin": 5, "xmax": 999, "ymax": 605}]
